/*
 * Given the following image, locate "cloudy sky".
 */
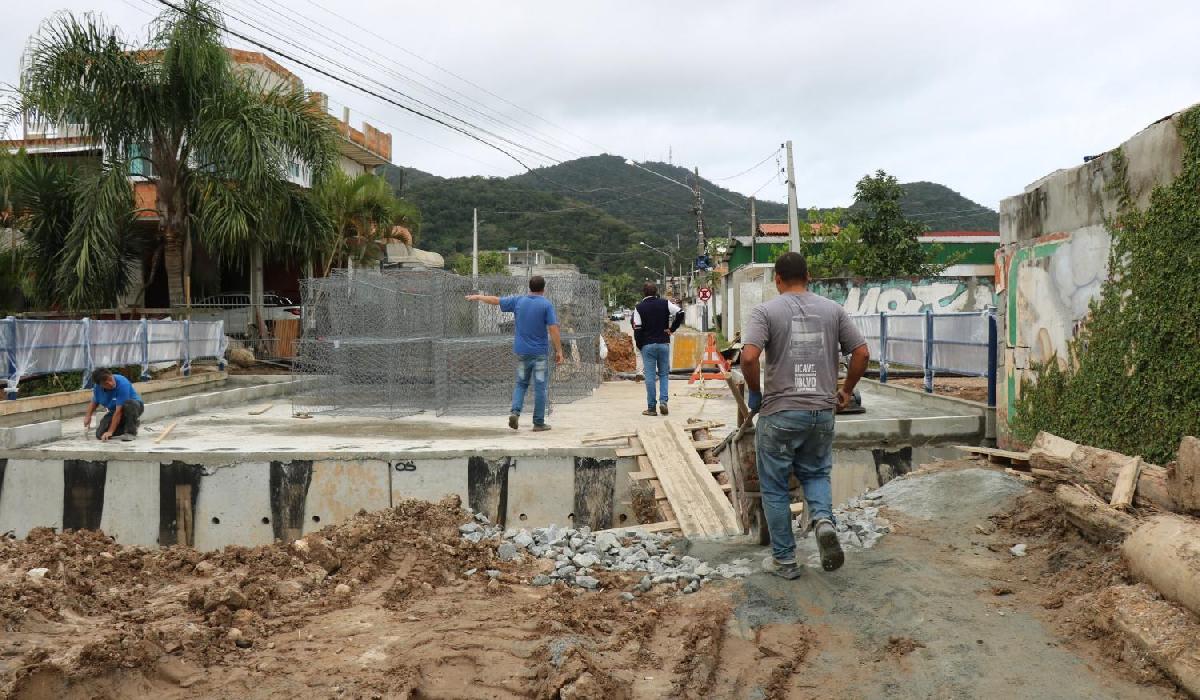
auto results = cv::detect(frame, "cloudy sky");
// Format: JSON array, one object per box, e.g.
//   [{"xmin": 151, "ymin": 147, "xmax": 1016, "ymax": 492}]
[{"xmin": 4, "ymin": 0, "xmax": 1199, "ymax": 212}]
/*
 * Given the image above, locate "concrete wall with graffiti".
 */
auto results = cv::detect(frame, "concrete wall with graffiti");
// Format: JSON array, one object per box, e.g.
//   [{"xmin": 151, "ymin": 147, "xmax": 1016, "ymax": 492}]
[
  {"xmin": 721, "ymin": 265, "xmax": 994, "ymax": 341},
  {"xmin": 996, "ymin": 110, "xmax": 1186, "ymax": 446}
]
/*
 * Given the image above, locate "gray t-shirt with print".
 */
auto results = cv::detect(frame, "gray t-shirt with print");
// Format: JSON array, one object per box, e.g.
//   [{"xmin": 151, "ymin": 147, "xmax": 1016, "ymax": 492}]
[{"xmin": 743, "ymin": 291, "xmax": 867, "ymax": 415}]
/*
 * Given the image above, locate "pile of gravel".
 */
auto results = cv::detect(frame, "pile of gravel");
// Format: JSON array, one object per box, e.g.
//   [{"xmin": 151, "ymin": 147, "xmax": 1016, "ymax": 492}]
[
  {"xmin": 459, "ymin": 512, "xmax": 753, "ymax": 594},
  {"xmin": 830, "ymin": 491, "xmax": 891, "ymax": 549}
]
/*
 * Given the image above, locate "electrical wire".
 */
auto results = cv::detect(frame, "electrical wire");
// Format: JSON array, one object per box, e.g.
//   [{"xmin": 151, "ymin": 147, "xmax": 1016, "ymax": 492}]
[
  {"xmin": 233, "ymin": 0, "xmax": 585, "ymax": 162},
  {"xmin": 710, "ymin": 147, "xmax": 782, "ymax": 181},
  {"xmin": 211, "ymin": 0, "xmax": 564, "ymax": 167},
  {"xmin": 296, "ymin": 0, "xmax": 607, "ymax": 154}
]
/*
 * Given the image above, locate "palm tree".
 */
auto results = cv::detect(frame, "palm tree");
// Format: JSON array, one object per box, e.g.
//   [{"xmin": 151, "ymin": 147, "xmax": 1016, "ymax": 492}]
[
  {"xmin": 316, "ymin": 171, "xmax": 419, "ymax": 273},
  {"xmin": 0, "ymin": 151, "xmax": 143, "ymax": 310},
  {"xmin": 10, "ymin": 0, "xmax": 338, "ymax": 308}
]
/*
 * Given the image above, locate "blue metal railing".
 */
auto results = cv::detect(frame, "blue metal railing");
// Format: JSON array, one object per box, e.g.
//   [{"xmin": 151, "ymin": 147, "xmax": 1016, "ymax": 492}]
[
  {"xmin": 1, "ymin": 316, "xmax": 226, "ymax": 399},
  {"xmin": 851, "ymin": 309, "xmax": 999, "ymax": 407}
]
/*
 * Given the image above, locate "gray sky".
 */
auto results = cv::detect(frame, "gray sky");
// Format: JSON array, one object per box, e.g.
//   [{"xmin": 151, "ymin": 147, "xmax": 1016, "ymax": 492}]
[{"xmin": 4, "ymin": 0, "xmax": 1199, "ymax": 212}]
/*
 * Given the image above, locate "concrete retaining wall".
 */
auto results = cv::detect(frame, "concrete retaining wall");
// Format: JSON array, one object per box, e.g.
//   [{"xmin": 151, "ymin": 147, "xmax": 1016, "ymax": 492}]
[
  {"xmin": 0, "ymin": 453, "xmax": 633, "ymax": 549},
  {"xmin": 995, "ymin": 106, "xmax": 1191, "ymax": 446}
]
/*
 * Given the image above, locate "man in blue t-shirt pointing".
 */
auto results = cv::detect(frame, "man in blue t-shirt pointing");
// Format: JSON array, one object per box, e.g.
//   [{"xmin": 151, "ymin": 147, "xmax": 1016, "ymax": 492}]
[
  {"xmin": 84, "ymin": 368, "xmax": 145, "ymax": 441},
  {"xmin": 466, "ymin": 275, "xmax": 564, "ymax": 431}
]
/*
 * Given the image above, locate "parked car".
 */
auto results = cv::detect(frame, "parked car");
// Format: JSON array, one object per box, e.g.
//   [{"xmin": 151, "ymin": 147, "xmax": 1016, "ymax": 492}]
[
  {"xmin": 610, "ymin": 310, "xmax": 627, "ymax": 321},
  {"xmin": 190, "ymin": 292, "xmax": 300, "ymax": 335}
]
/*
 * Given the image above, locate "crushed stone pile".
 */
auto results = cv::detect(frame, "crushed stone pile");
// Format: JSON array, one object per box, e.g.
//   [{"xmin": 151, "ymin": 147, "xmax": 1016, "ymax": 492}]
[
  {"xmin": 462, "ymin": 513, "xmax": 753, "ymax": 594},
  {"xmin": 832, "ymin": 491, "xmax": 892, "ymax": 549}
]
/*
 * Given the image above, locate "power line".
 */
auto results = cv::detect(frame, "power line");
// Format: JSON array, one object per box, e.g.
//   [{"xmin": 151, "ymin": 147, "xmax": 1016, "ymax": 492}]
[
  {"xmin": 710, "ymin": 147, "xmax": 782, "ymax": 181},
  {"xmin": 296, "ymin": 0, "xmax": 607, "ymax": 155},
  {"xmin": 210, "ymin": 1, "xmax": 564, "ymax": 167},
  {"xmin": 233, "ymin": 0, "xmax": 585, "ymax": 162}
]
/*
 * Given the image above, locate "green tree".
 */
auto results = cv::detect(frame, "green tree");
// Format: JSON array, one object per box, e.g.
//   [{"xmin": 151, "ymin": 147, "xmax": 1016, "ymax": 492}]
[
  {"xmin": 0, "ymin": 152, "xmax": 144, "ymax": 309},
  {"xmin": 847, "ymin": 170, "xmax": 940, "ymax": 277},
  {"xmin": 447, "ymin": 251, "xmax": 508, "ymax": 276},
  {"xmin": 317, "ymin": 171, "xmax": 419, "ymax": 273},
  {"xmin": 601, "ymin": 272, "xmax": 639, "ymax": 309},
  {"xmin": 11, "ymin": 0, "xmax": 338, "ymax": 307}
]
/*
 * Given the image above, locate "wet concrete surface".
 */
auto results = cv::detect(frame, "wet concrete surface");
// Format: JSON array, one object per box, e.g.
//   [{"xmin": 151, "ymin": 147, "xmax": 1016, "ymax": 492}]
[{"xmin": 686, "ymin": 469, "xmax": 1170, "ymax": 699}]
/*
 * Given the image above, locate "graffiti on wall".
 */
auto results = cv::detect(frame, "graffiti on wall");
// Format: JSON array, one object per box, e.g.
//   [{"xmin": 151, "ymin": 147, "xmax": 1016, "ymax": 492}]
[
  {"xmin": 811, "ymin": 278, "xmax": 995, "ymax": 315},
  {"xmin": 1010, "ymin": 225, "xmax": 1110, "ymax": 370}
]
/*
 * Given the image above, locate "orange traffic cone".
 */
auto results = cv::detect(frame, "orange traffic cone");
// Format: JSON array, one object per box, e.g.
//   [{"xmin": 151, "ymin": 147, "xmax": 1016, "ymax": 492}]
[{"xmin": 689, "ymin": 333, "xmax": 731, "ymax": 384}]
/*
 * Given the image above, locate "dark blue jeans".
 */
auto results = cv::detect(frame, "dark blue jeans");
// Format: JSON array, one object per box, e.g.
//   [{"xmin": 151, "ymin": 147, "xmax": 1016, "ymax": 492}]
[
  {"xmin": 512, "ymin": 354, "xmax": 549, "ymax": 425},
  {"xmin": 640, "ymin": 343, "xmax": 671, "ymax": 409},
  {"xmin": 755, "ymin": 409, "xmax": 836, "ymax": 563}
]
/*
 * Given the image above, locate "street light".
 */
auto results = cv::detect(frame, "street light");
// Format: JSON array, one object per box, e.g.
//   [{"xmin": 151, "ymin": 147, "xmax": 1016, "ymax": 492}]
[
  {"xmin": 639, "ymin": 241, "xmax": 671, "ymax": 295},
  {"xmin": 642, "ymin": 266, "xmax": 662, "ymax": 285}
]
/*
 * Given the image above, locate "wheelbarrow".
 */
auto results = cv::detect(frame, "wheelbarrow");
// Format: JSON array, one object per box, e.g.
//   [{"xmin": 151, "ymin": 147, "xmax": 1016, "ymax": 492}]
[{"xmin": 715, "ymin": 373, "xmax": 807, "ymax": 545}]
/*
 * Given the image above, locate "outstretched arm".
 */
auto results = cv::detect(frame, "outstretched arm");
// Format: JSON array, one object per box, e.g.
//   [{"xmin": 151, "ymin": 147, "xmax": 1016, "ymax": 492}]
[{"xmin": 465, "ymin": 294, "xmax": 500, "ymax": 306}]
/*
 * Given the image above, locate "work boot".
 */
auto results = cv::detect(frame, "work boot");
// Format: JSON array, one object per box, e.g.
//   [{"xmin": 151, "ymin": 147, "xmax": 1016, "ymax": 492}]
[
  {"xmin": 814, "ymin": 519, "xmax": 845, "ymax": 572},
  {"xmin": 658, "ymin": 403, "xmax": 669, "ymax": 416},
  {"xmin": 119, "ymin": 433, "xmax": 137, "ymax": 442},
  {"xmin": 508, "ymin": 413, "xmax": 519, "ymax": 430},
  {"xmin": 532, "ymin": 424, "xmax": 552, "ymax": 432},
  {"xmin": 762, "ymin": 556, "xmax": 802, "ymax": 580},
  {"xmin": 642, "ymin": 408, "xmax": 658, "ymax": 416}
]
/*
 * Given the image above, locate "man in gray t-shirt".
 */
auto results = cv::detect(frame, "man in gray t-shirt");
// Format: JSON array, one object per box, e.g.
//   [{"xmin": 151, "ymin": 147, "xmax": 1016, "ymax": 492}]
[{"xmin": 741, "ymin": 252, "xmax": 870, "ymax": 580}]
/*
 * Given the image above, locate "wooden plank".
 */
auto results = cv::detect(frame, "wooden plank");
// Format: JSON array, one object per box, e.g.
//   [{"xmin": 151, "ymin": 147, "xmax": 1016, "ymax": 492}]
[
  {"xmin": 663, "ymin": 420, "xmax": 741, "ymax": 535},
  {"xmin": 1110, "ymin": 457, "xmax": 1143, "ymax": 510},
  {"xmin": 582, "ymin": 431, "xmax": 637, "ymax": 444},
  {"xmin": 174, "ymin": 483, "xmax": 193, "ymax": 547},
  {"xmin": 155, "ymin": 421, "xmax": 179, "ymax": 444},
  {"xmin": 638, "ymin": 423, "xmax": 710, "ymax": 536},
  {"xmin": 597, "ymin": 519, "xmax": 680, "ymax": 535},
  {"xmin": 638, "ymin": 421, "xmax": 741, "ymax": 538},
  {"xmin": 248, "ymin": 404, "xmax": 274, "ymax": 416},
  {"xmin": 635, "ymin": 454, "xmax": 675, "ymax": 524},
  {"xmin": 629, "ymin": 470, "xmax": 657, "ymax": 481},
  {"xmin": 956, "ymin": 445, "xmax": 1031, "ymax": 463},
  {"xmin": 689, "ymin": 439, "xmax": 721, "ymax": 451},
  {"xmin": 616, "ymin": 446, "xmax": 647, "ymax": 458},
  {"xmin": 790, "ymin": 502, "xmax": 805, "ymax": 515},
  {"xmin": 708, "ymin": 464, "xmax": 725, "ymax": 474}
]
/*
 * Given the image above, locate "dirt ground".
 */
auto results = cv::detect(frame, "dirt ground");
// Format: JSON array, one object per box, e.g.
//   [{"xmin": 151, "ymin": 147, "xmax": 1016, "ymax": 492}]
[
  {"xmin": 0, "ymin": 464, "xmax": 1187, "ymax": 699},
  {"xmin": 891, "ymin": 376, "xmax": 989, "ymax": 403},
  {"xmin": 602, "ymin": 322, "xmax": 637, "ymax": 374}
]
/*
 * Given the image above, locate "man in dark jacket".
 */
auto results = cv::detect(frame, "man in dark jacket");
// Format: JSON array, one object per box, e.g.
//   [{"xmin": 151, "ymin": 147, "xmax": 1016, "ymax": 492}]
[{"xmin": 632, "ymin": 282, "xmax": 684, "ymax": 416}]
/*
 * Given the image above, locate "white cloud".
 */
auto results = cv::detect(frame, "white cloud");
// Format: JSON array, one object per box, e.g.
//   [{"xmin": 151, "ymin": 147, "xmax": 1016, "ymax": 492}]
[{"xmin": 3, "ymin": 0, "xmax": 1199, "ymax": 210}]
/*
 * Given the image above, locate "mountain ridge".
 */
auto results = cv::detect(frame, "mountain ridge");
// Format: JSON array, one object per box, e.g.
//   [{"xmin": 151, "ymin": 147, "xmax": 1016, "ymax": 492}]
[{"xmin": 380, "ymin": 156, "xmax": 998, "ymax": 279}]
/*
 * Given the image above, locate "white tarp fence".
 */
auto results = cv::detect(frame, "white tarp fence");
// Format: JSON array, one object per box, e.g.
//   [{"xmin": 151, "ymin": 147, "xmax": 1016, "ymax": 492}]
[
  {"xmin": 849, "ymin": 310, "xmax": 994, "ymax": 377},
  {"xmin": 1, "ymin": 317, "xmax": 226, "ymax": 397}
]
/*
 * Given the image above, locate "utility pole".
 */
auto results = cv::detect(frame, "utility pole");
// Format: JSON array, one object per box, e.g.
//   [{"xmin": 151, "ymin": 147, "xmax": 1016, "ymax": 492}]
[
  {"xmin": 785, "ymin": 140, "xmax": 800, "ymax": 253},
  {"xmin": 692, "ymin": 167, "xmax": 706, "ymax": 258},
  {"xmin": 526, "ymin": 239, "xmax": 532, "ymax": 277},
  {"xmin": 471, "ymin": 207, "xmax": 479, "ymax": 280},
  {"xmin": 750, "ymin": 196, "xmax": 758, "ymax": 264}
]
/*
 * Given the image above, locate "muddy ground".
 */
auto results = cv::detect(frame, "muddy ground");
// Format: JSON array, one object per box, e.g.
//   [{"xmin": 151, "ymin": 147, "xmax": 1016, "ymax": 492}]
[
  {"xmin": 0, "ymin": 464, "xmax": 1185, "ymax": 699},
  {"xmin": 891, "ymin": 376, "xmax": 989, "ymax": 403}
]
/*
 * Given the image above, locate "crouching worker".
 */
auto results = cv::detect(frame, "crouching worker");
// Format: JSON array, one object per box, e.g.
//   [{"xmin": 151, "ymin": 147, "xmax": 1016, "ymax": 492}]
[
  {"xmin": 741, "ymin": 252, "xmax": 870, "ymax": 579},
  {"xmin": 84, "ymin": 368, "xmax": 144, "ymax": 441}
]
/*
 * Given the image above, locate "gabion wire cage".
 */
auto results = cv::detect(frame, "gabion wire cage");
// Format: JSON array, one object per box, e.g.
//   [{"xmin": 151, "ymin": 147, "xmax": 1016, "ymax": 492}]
[{"xmin": 291, "ymin": 269, "xmax": 603, "ymax": 416}]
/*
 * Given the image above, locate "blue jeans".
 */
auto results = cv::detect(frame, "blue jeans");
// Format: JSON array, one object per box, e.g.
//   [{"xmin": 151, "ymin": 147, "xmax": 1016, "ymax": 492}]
[
  {"xmin": 640, "ymin": 343, "xmax": 671, "ymax": 409},
  {"xmin": 755, "ymin": 409, "xmax": 836, "ymax": 563},
  {"xmin": 512, "ymin": 354, "xmax": 549, "ymax": 425}
]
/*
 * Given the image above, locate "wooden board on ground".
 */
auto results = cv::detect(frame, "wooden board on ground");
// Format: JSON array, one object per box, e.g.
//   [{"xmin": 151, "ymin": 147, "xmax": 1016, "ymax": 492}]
[
  {"xmin": 636, "ymin": 421, "xmax": 741, "ymax": 539},
  {"xmin": 956, "ymin": 445, "xmax": 1031, "ymax": 468},
  {"xmin": 155, "ymin": 421, "xmax": 179, "ymax": 444},
  {"xmin": 1110, "ymin": 457, "xmax": 1143, "ymax": 509}
]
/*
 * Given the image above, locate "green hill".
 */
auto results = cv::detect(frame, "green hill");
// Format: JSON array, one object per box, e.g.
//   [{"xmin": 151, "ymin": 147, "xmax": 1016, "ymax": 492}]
[{"xmin": 382, "ymin": 157, "xmax": 998, "ymax": 279}]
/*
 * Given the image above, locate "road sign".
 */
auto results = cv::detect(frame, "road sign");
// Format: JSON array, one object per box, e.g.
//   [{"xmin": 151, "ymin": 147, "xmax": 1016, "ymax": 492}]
[{"xmin": 698, "ymin": 287, "xmax": 712, "ymax": 302}]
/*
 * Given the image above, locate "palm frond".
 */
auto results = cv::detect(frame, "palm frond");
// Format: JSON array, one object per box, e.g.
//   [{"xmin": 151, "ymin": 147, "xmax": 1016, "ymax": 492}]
[
  {"xmin": 15, "ymin": 10, "xmax": 158, "ymax": 153},
  {"xmin": 57, "ymin": 158, "xmax": 142, "ymax": 309}
]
